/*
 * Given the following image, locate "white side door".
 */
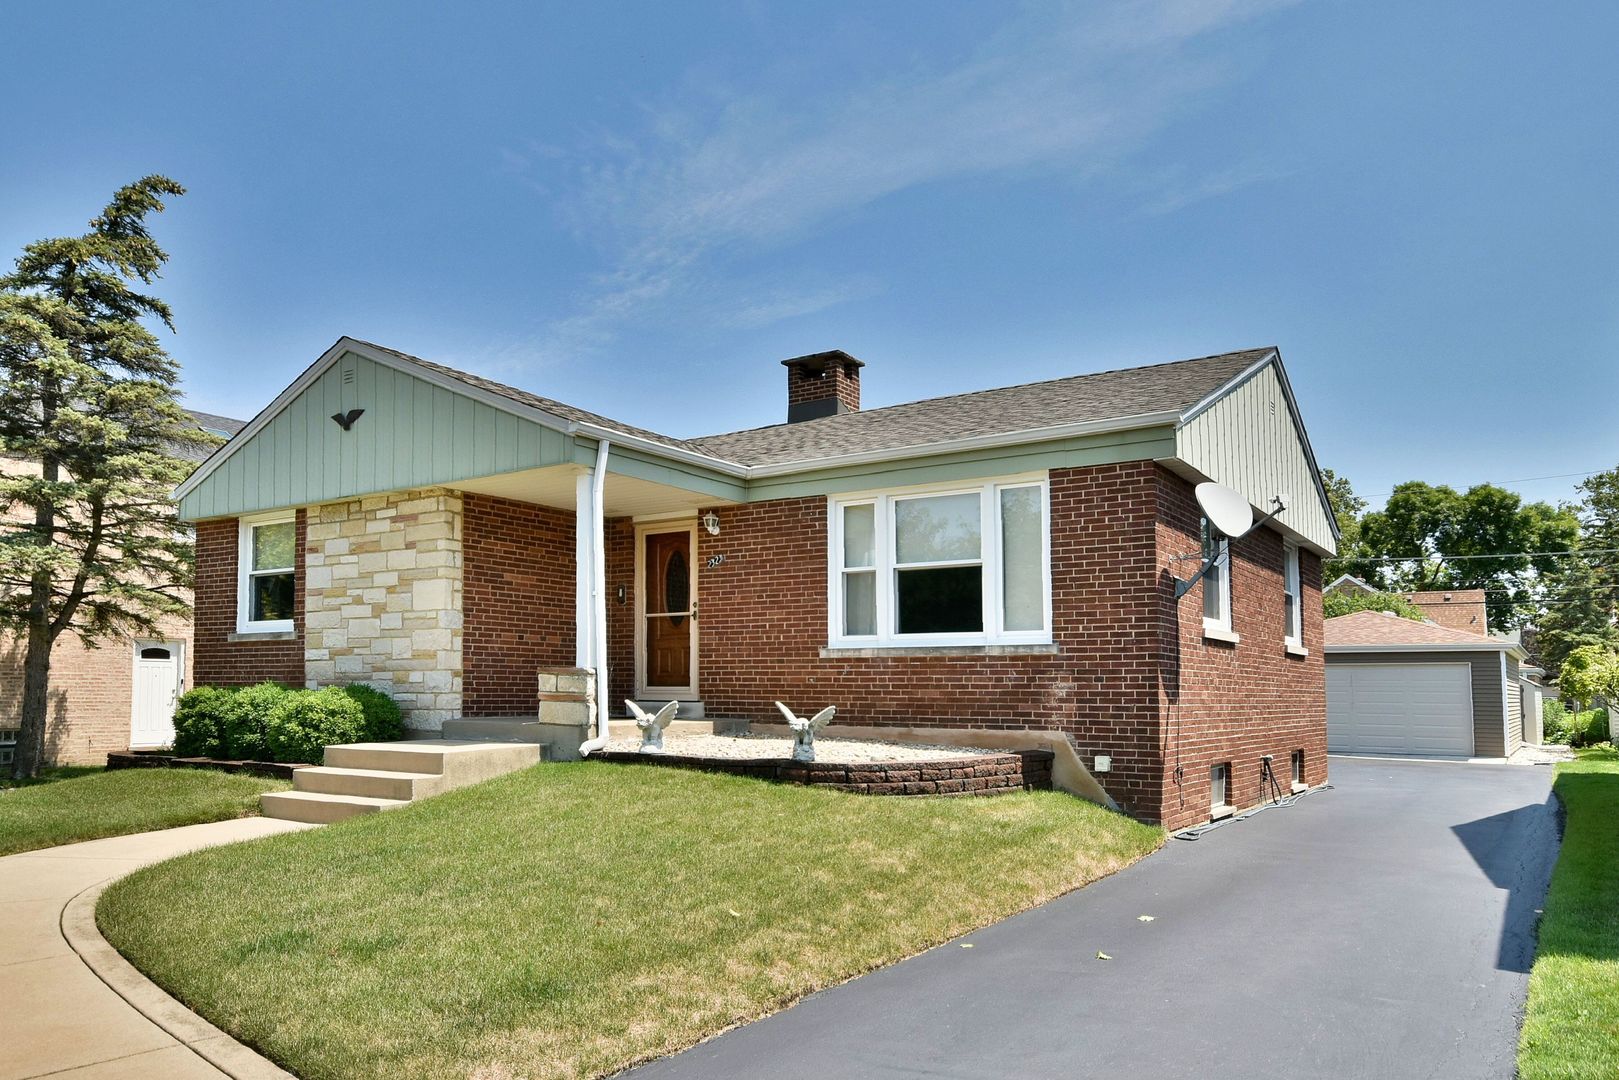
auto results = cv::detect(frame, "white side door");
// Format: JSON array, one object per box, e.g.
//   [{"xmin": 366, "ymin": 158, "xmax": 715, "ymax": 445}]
[{"xmin": 131, "ymin": 641, "xmax": 183, "ymax": 749}]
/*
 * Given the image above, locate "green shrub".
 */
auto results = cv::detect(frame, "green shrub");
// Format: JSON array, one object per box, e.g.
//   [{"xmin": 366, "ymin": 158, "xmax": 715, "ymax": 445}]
[
  {"xmin": 264, "ymin": 687, "xmax": 366, "ymax": 764},
  {"xmin": 1545, "ymin": 702, "xmax": 1611, "ymax": 748},
  {"xmin": 171, "ymin": 686, "xmax": 236, "ymax": 757},
  {"xmin": 220, "ymin": 682, "xmax": 294, "ymax": 761},
  {"xmin": 343, "ymin": 683, "xmax": 404, "ymax": 742}
]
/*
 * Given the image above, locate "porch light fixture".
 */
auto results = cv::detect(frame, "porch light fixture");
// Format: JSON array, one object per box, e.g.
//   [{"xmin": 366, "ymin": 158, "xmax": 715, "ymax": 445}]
[
  {"xmin": 701, "ymin": 511, "xmax": 721, "ymax": 536},
  {"xmin": 1172, "ymin": 483, "xmax": 1288, "ymax": 599}
]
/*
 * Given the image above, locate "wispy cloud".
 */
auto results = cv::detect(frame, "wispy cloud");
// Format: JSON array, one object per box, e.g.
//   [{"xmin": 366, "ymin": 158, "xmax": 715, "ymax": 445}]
[{"xmin": 507, "ymin": 0, "xmax": 1296, "ymax": 360}]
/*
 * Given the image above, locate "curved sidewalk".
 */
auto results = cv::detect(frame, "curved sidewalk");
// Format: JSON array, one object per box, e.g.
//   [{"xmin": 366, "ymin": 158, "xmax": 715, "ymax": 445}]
[{"xmin": 0, "ymin": 817, "xmax": 313, "ymax": 1079}]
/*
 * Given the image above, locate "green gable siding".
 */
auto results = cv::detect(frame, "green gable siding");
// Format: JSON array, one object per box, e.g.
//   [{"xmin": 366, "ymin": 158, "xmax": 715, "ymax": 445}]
[{"xmin": 179, "ymin": 351, "xmax": 574, "ymax": 519}]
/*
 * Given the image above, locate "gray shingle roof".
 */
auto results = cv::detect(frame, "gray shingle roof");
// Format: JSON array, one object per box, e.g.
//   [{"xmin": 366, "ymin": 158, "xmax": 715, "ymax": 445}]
[
  {"xmin": 355, "ymin": 340, "xmax": 714, "ymax": 457},
  {"xmin": 175, "ymin": 410, "xmax": 247, "ymax": 462},
  {"xmin": 359, "ymin": 340, "xmax": 1273, "ymax": 470},
  {"xmin": 689, "ymin": 348, "xmax": 1273, "ymax": 467}
]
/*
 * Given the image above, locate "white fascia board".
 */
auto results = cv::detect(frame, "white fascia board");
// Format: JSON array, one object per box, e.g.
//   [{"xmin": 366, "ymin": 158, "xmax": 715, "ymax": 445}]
[
  {"xmin": 1175, "ymin": 349, "xmax": 1341, "ymax": 546},
  {"xmin": 743, "ymin": 409, "xmax": 1183, "ymax": 479}
]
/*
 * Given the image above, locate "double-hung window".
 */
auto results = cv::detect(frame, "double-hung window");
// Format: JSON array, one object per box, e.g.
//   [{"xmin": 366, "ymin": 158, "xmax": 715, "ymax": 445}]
[
  {"xmin": 1200, "ymin": 517, "xmax": 1232, "ymax": 635},
  {"xmin": 238, "ymin": 512, "xmax": 296, "ymax": 633},
  {"xmin": 830, "ymin": 477, "xmax": 1050, "ymax": 648},
  {"xmin": 1282, "ymin": 542, "xmax": 1302, "ymax": 646}
]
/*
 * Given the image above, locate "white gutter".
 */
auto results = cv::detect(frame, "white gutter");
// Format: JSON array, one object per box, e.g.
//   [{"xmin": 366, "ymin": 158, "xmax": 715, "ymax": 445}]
[
  {"xmin": 737, "ymin": 410, "xmax": 1182, "ymax": 478},
  {"xmin": 578, "ymin": 439, "xmax": 613, "ymax": 756},
  {"xmin": 1326, "ymin": 643, "xmax": 1518, "ymax": 654}
]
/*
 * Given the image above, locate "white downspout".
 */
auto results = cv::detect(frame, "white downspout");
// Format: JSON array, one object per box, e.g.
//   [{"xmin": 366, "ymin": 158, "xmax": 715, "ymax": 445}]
[{"xmin": 579, "ymin": 439, "xmax": 612, "ymax": 756}]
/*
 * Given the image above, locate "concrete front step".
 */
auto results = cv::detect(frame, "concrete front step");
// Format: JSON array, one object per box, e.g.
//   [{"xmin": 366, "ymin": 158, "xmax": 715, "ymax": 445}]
[
  {"xmin": 260, "ymin": 739, "xmax": 543, "ymax": 824},
  {"xmin": 261, "ymin": 790, "xmax": 407, "ymax": 824},
  {"xmin": 293, "ymin": 765, "xmax": 443, "ymax": 801},
  {"xmin": 631, "ymin": 699, "xmax": 706, "ymax": 720}
]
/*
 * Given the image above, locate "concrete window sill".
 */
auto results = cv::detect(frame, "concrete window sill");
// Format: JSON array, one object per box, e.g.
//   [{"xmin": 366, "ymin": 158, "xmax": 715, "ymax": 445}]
[
  {"xmin": 228, "ymin": 631, "xmax": 297, "ymax": 642},
  {"xmin": 1285, "ymin": 643, "xmax": 1309, "ymax": 657},
  {"xmin": 1210, "ymin": 803, "xmax": 1236, "ymax": 820},
  {"xmin": 819, "ymin": 644, "xmax": 1060, "ymax": 659},
  {"xmin": 1202, "ymin": 627, "xmax": 1241, "ymax": 646},
  {"xmin": 1291, "ymin": 782, "xmax": 1309, "ymax": 794}
]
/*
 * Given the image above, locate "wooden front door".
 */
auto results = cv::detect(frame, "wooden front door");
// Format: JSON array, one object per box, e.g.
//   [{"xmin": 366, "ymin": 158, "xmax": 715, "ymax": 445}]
[{"xmin": 639, "ymin": 527, "xmax": 696, "ymax": 693}]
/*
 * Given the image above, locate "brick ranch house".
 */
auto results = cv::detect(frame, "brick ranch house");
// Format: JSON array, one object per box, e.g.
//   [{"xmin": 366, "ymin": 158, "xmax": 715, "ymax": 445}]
[
  {"xmin": 177, "ymin": 338, "xmax": 1338, "ymax": 829},
  {"xmin": 1, "ymin": 411, "xmax": 245, "ymax": 766}
]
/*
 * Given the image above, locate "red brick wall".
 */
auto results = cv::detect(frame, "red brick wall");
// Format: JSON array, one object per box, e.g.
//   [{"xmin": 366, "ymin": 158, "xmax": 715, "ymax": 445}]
[
  {"xmin": 692, "ymin": 462, "xmax": 1170, "ymax": 820},
  {"xmin": 606, "ymin": 517, "xmax": 637, "ymax": 707},
  {"xmin": 193, "ymin": 512, "xmax": 307, "ymax": 688},
  {"xmin": 1154, "ymin": 467, "xmax": 1328, "ymax": 830},
  {"xmin": 461, "ymin": 494, "xmax": 576, "ymax": 716},
  {"xmin": 686, "ymin": 461, "xmax": 1326, "ymax": 827}
]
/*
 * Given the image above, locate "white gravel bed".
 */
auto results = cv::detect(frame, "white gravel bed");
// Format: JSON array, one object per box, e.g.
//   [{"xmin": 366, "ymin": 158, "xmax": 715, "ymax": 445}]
[{"xmin": 604, "ymin": 732, "xmax": 1001, "ymax": 763}]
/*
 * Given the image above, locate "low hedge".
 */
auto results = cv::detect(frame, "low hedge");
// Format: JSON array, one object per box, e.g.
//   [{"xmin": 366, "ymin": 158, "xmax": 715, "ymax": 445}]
[{"xmin": 170, "ymin": 683, "xmax": 405, "ymax": 764}]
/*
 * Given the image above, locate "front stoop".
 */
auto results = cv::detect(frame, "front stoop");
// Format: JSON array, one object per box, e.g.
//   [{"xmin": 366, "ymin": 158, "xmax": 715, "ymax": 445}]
[{"xmin": 260, "ymin": 740, "xmax": 543, "ymax": 823}]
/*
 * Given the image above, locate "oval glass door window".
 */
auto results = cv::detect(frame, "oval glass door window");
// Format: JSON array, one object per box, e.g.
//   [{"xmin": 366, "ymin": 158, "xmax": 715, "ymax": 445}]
[{"xmin": 665, "ymin": 550, "xmax": 689, "ymax": 627}]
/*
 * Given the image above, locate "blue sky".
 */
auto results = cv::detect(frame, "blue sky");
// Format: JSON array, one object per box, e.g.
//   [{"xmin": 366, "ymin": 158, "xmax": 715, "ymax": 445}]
[{"xmin": 3, "ymin": 1, "xmax": 1615, "ymax": 510}]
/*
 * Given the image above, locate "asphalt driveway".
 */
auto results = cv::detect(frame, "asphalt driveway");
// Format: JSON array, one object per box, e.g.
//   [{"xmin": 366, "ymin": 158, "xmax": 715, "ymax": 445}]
[{"xmin": 626, "ymin": 757, "xmax": 1559, "ymax": 1080}]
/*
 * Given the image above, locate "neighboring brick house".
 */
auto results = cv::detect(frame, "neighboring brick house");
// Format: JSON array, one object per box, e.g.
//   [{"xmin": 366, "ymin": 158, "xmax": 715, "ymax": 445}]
[
  {"xmin": 1325, "ymin": 575, "xmax": 1490, "ymax": 633},
  {"xmin": 176, "ymin": 338, "xmax": 1338, "ymax": 829},
  {"xmin": 0, "ymin": 412, "xmax": 245, "ymax": 766}
]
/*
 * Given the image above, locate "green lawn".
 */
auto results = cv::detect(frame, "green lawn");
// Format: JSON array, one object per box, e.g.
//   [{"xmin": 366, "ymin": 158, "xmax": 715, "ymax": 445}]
[
  {"xmin": 1519, "ymin": 747, "xmax": 1619, "ymax": 1079},
  {"xmin": 99, "ymin": 762, "xmax": 1162, "ymax": 1079},
  {"xmin": 0, "ymin": 767, "xmax": 289, "ymax": 856}
]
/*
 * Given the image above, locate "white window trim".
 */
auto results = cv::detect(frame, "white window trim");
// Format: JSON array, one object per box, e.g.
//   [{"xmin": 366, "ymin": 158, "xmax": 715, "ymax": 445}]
[
  {"xmin": 1283, "ymin": 541, "xmax": 1302, "ymax": 646},
  {"xmin": 827, "ymin": 474, "xmax": 1052, "ymax": 649},
  {"xmin": 1202, "ymin": 524, "xmax": 1232, "ymax": 637},
  {"xmin": 237, "ymin": 511, "xmax": 296, "ymax": 634}
]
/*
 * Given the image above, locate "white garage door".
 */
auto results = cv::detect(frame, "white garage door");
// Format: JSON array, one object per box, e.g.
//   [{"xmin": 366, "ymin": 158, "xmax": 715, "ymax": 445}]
[{"xmin": 1327, "ymin": 664, "xmax": 1473, "ymax": 758}]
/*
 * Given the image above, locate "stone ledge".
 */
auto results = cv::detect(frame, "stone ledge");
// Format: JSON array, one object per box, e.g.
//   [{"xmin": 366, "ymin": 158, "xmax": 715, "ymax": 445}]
[
  {"xmin": 590, "ymin": 749, "xmax": 1055, "ymax": 796},
  {"xmin": 228, "ymin": 631, "xmax": 296, "ymax": 642},
  {"xmin": 818, "ymin": 644, "xmax": 1060, "ymax": 658}
]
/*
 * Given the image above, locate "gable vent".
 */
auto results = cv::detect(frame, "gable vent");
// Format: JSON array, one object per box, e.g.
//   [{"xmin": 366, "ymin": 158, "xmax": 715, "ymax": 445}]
[{"xmin": 342, "ymin": 366, "xmax": 356, "ymax": 385}]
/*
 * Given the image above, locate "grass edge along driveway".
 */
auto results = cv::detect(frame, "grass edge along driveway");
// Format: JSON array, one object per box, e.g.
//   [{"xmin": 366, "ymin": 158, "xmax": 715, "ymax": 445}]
[
  {"xmin": 1518, "ymin": 746, "xmax": 1619, "ymax": 1079},
  {"xmin": 99, "ymin": 762, "xmax": 1162, "ymax": 1080},
  {"xmin": 0, "ymin": 767, "xmax": 288, "ymax": 856}
]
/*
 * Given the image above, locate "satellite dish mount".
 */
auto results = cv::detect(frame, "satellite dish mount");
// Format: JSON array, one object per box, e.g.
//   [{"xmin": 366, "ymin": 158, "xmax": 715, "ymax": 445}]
[{"xmin": 1172, "ymin": 483, "xmax": 1288, "ymax": 600}]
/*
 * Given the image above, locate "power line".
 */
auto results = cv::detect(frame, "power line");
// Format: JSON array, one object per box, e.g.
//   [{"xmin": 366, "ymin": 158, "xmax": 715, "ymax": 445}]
[
  {"xmin": 1362, "ymin": 468, "xmax": 1610, "ymax": 498},
  {"xmin": 1342, "ymin": 547, "xmax": 1619, "ymax": 564}
]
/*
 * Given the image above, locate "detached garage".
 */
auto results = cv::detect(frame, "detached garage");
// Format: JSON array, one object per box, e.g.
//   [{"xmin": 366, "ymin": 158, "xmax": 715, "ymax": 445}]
[{"xmin": 1325, "ymin": 610, "xmax": 1528, "ymax": 760}]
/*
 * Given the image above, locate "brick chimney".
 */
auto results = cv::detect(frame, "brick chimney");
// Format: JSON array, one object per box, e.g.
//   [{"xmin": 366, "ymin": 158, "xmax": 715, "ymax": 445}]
[{"xmin": 782, "ymin": 350, "xmax": 863, "ymax": 423}]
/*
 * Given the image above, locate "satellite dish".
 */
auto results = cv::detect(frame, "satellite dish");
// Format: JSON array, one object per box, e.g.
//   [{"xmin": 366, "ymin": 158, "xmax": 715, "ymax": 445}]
[{"xmin": 1195, "ymin": 482, "xmax": 1254, "ymax": 539}]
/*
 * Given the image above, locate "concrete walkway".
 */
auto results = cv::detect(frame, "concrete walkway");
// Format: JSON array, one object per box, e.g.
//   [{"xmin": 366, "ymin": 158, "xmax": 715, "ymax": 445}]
[{"xmin": 0, "ymin": 817, "xmax": 312, "ymax": 1079}]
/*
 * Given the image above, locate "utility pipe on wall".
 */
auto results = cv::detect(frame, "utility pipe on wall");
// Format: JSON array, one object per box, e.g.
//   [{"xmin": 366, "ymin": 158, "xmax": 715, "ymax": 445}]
[{"xmin": 579, "ymin": 439, "xmax": 612, "ymax": 756}]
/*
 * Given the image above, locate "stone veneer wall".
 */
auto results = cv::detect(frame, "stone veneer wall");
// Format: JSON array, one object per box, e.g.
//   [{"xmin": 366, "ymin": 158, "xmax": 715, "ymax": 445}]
[{"xmin": 303, "ymin": 488, "xmax": 464, "ymax": 730}]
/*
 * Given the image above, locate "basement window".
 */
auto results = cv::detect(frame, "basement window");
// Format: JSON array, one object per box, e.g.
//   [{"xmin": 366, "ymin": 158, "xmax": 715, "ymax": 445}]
[
  {"xmin": 1291, "ymin": 750, "xmax": 1306, "ymax": 791},
  {"xmin": 237, "ymin": 512, "xmax": 296, "ymax": 634},
  {"xmin": 0, "ymin": 729, "xmax": 15, "ymax": 767},
  {"xmin": 829, "ymin": 476, "xmax": 1051, "ymax": 648},
  {"xmin": 1210, "ymin": 762, "xmax": 1232, "ymax": 816}
]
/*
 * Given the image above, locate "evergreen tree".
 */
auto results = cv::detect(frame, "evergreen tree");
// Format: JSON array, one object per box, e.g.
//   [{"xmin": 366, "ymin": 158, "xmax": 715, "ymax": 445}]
[{"xmin": 0, "ymin": 177, "xmax": 215, "ymax": 778}]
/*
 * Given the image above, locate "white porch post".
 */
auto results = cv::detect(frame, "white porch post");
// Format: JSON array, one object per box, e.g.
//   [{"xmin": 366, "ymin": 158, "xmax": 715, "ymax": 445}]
[{"xmin": 577, "ymin": 441, "xmax": 612, "ymax": 754}]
